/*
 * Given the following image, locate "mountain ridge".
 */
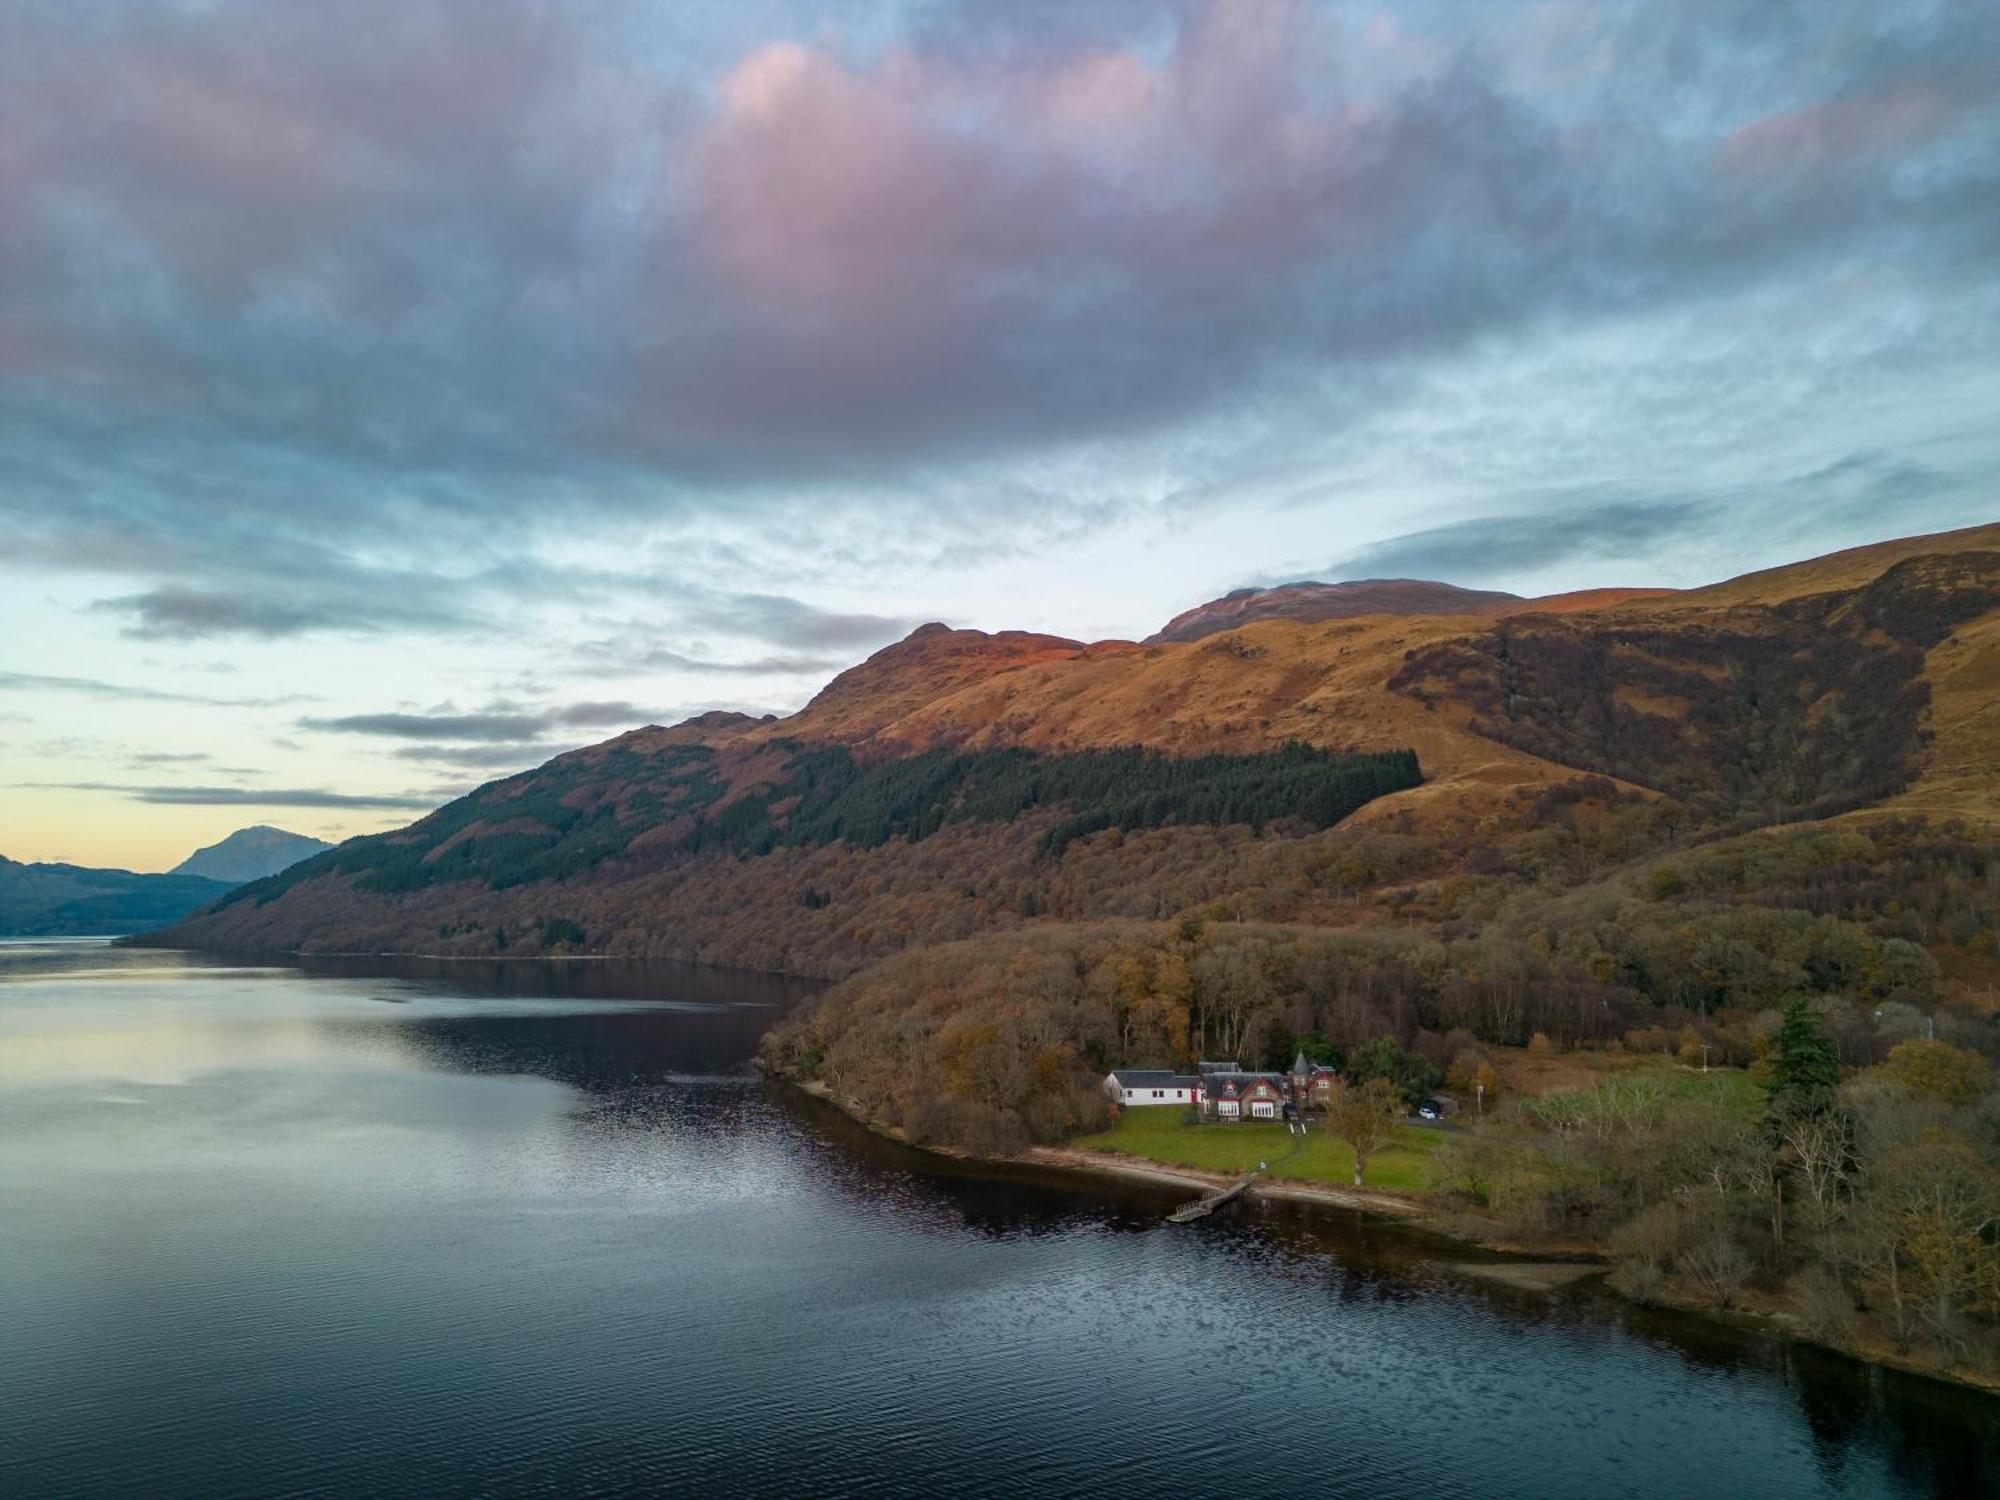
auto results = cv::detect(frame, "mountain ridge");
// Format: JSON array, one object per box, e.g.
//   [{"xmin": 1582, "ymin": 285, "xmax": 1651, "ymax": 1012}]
[
  {"xmin": 146, "ymin": 522, "xmax": 2000, "ymax": 985},
  {"xmin": 1144, "ymin": 577, "xmax": 1686, "ymax": 645},
  {"xmin": 1146, "ymin": 578, "xmax": 1524, "ymax": 643}
]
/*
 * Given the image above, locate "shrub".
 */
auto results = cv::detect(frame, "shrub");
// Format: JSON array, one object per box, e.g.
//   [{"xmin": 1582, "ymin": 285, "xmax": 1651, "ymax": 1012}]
[
  {"xmin": 1610, "ymin": 1257, "xmax": 1670, "ymax": 1306},
  {"xmin": 1681, "ymin": 1231, "xmax": 1753, "ymax": 1309},
  {"xmin": 905, "ymin": 1097, "xmax": 1028, "ymax": 1156},
  {"xmin": 1882, "ymin": 1039, "xmax": 1991, "ymax": 1107},
  {"xmin": 1792, "ymin": 1265, "xmax": 1858, "ymax": 1347}
]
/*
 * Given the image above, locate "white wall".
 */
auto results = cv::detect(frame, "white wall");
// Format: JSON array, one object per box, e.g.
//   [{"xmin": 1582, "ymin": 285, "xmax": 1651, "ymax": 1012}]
[{"xmin": 1120, "ymin": 1086, "xmax": 1191, "ymax": 1106}]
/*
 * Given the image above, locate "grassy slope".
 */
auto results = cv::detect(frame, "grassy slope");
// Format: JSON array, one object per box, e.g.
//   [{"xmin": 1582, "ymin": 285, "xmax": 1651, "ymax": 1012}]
[
  {"xmin": 1895, "ymin": 599, "xmax": 2000, "ymax": 820},
  {"xmin": 1073, "ymin": 1057, "xmax": 1761, "ymax": 1196},
  {"xmin": 1652, "ymin": 520, "xmax": 2000, "ymax": 608},
  {"xmin": 1073, "ymin": 1107, "xmax": 1443, "ymax": 1191}
]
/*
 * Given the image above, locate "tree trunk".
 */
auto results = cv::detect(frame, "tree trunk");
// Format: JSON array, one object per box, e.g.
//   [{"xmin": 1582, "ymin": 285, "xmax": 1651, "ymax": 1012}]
[{"xmin": 1884, "ymin": 1253, "xmax": 1911, "ymax": 1353}]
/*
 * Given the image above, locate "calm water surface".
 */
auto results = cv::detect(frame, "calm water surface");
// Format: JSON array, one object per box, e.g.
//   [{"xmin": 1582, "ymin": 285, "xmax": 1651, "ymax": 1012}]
[{"xmin": 1, "ymin": 939, "xmax": 1992, "ymax": 1498}]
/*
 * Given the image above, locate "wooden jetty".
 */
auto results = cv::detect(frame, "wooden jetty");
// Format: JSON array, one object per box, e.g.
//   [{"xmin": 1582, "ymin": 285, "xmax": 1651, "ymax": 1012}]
[{"xmin": 1167, "ymin": 1174, "xmax": 1255, "ymax": 1223}]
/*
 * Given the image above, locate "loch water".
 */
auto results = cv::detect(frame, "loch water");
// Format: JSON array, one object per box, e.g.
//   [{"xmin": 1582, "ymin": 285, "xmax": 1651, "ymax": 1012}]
[{"xmin": 0, "ymin": 939, "xmax": 1992, "ymax": 1498}]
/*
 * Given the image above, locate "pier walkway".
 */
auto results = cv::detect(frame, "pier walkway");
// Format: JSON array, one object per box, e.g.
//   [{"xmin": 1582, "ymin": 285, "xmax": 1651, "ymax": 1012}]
[{"xmin": 1164, "ymin": 1126, "xmax": 1309, "ymax": 1222}]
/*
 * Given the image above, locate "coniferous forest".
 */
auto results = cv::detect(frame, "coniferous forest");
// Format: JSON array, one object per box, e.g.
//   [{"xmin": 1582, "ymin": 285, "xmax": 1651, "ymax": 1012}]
[{"xmin": 219, "ymin": 741, "xmax": 1422, "ymax": 902}]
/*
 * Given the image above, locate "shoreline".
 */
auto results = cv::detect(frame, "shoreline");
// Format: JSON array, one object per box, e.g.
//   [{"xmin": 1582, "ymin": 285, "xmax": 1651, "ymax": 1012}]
[
  {"xmin": 106, "ymin": 944, "xmax": 1997, "ymax": 1398},
  {"xmin": 117, "ymin": 937, "xmax": 826, "ymax": 987},
  {"xmin": 776, "ymin": 1071, "xmax": 2000, "ymax": 1396},
  {"xmin": 1020, "ymin": 1142, "xmax": 1430, "ymax": 1221}
]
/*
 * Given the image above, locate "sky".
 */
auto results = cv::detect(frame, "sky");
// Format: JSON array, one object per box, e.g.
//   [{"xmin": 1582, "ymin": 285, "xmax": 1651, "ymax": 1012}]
[{"xmin": 3, "ymin": 0, "xmax": 1997, "ymax": 871}]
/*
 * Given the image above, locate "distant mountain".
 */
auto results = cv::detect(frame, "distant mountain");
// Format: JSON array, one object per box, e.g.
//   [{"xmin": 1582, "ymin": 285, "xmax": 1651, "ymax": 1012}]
[
  {"xmin": 1146, "ymin": 579, "xmax": 1523, "ymax": 643},
  {"xmin": 170, "ymin": 826, "xmax": 334, "ymax": 884},
  {"xmin": 0, "ymin": 856, "xmax": 234, "ymax": 936}
]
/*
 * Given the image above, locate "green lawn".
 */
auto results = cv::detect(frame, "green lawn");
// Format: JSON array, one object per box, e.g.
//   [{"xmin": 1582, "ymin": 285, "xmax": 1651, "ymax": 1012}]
[
  {"xmin": 1608, "ymin": 1054, "xmax": 1766, "ymax": 1112},
  {"xmin": 1074, "ymin": 1106, "xmax": 1442, "ymax": 1191},
  {"xmin": 1661, "ymin": 1062, "xmax": 1765, "ymax": 1111}
]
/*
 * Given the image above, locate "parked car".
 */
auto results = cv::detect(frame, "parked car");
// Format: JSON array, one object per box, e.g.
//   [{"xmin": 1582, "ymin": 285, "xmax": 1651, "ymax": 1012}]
[{"xmin": 1416, "ymin": 1100, "xmax": 1443, "ymax": 1121}]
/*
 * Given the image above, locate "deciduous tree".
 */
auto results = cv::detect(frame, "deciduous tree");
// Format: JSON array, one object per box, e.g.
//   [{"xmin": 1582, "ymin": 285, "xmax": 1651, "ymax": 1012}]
[{"xmin": 1331, "ymin": 1077, "xmax": 1402, "ymax": 1187}]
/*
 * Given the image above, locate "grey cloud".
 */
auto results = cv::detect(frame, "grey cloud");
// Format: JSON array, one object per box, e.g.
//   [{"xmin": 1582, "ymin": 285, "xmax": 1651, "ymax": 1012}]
[
  {"xmin": 301, "ymin": 712, "xmax": 550, "ymax": 742},
  {"xmin": 575, "ymin": 642, "xmax": 848, "ymax": 677},
  {"xmin": 553, "ymin": 701, "xmax": 659, "ymax": 727},
  {"xmin": 0, "ymin": 670, "xmax": 310, "ymax": 707},
  {"xmin": 21, "ymin": 782, "xmax": 437, "ymax": 809},
  {"xmin": 564, "ymin": 589, "xmax": 912, "ymax": 678},
  {"xmin": 303, "ymin": 700, "xmax": 665, "ymax": 744},
  {"xmin": 1791, "ymin": 451, "xmax": 1971, "ymax": 516},
  {"xmin": 675, "ymin": 592, "xmax": 917, "ymax": 652},
  {"xmin": 3, "ymin": 0, "xmax": 1984, "ymax": 570},
  {"xmin": 1327, "ymin": 501, "xmax": 1710, "ymax": 585},
  {"xmin": 94, "ymin": 586, "xmax": 395, "ymax": 640},
  {"xmin": 75, "ymin": 541, "xmax": 488, "ymax": 641},
  {"xmin": 388, "ymin": 743, "xmax": 572, "ymax": 769},
  {"xmin": 129, "ymin": 752, "xmax": 211, "ymax": 764},
  {"xmin": 0, "ymin": 0, "xmax": 1993, "ymax": 655}
]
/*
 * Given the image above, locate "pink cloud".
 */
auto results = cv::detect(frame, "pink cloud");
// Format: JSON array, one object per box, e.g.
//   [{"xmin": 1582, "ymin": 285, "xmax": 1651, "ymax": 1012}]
[
  {"xmin": 1, "ymin": 0, "xmax": 640, "ymax": 299},
  {"xmin": 1718, "ymin": 80, "xmax": 1969, "ymax": 178},
  {"xmin": 9, "ymin": 0, "xmax": 1984, "ymax": 485},
  {"xmin": 691, "ymin": 41, "xmax": 1058, "ymax": 328},
  {"xmin": 679, "ymin": 1, "xmax": 1347, "ymax": 369}
]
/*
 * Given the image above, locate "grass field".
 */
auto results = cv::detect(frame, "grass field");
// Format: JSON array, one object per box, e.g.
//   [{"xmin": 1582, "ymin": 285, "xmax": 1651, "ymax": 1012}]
[
  {"xmin": 1659, "ymin": 1062, "xmax": 1764, "ymax": 1110},
  {"xmin": 1073, "ymin": 1106, "xmax": 1442, "ymax": 1191},
  {"xmin": 1073, "ymin": 1060, "xmax": 1758, "ymax": 1195}
]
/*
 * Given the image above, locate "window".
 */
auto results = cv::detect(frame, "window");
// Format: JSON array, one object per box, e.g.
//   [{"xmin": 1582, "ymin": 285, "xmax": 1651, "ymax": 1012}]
[{"xmin": 1153, "ymin": 1089, "xmax": 1163, "ymax": 1098}]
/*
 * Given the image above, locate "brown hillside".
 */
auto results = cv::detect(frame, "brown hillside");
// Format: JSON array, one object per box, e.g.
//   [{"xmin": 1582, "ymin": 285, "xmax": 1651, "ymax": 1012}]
[
  {"xmin": 776, "ymin": 616, "xmax": 1567, "ymax": 818},
  {"xmin": 151, "ymin": 527, "xmax": 2000, "ymax": 1004},
  {"xmin": 1501, "ymin": 587, "xmax": 1680, "ymax": 615},
  {"xmin": 750, "ymin": 623, "xmax": 1089, "ymax": 744},
  {"xmin": 1147, "ymin": 578, "xmax": 1521, "ymax": 644},
  {"xmin": 1658, "ymin": 520, "xmax": 2000, "ymax": 608},
  {"xmin": 1892, "ymin": 574, "xmax": 2000, "ymax": 820}
]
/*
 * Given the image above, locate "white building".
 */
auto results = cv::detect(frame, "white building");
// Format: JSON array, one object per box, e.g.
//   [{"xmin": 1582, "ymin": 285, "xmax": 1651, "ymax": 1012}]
[{"xmin": 1103, "ymin": 1069, "xmax": 1200, "ymax": 1106}]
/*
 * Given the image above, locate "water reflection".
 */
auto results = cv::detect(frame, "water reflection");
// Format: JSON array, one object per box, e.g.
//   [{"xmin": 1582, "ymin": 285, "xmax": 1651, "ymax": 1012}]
[{"xmin": 0, "ymin": 942, "xmax": 1990, "ymax": 1499}]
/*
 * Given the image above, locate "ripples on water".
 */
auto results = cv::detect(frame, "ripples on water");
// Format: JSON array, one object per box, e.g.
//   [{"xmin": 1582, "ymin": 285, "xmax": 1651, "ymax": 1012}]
[{"xmin": 0, "ymin": 939, "xmax": 1991, "ymax": 1498}]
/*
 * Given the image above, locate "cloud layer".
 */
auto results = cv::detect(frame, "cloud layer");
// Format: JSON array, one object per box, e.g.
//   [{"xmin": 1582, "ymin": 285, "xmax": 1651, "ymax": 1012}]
[
  {"xmin": 7, "ymin": 0, "xmax": 1994, "ymax": 584},
  {"xmin": 24, "ymin": 782, "xmax": 436, "ymax": 810}
]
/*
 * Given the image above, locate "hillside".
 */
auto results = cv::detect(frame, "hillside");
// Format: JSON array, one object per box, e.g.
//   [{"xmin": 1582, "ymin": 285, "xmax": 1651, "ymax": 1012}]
[
  {"xmin": 1147, "ymin": 579, "xmax": 1522, "ymax": 643},
  {"xmin": 171, "ymin": 826, "xmax": 334, "ymax": 883},
  {"xmin": 1, "ymin": 857, "xmax": 234, "ymax": 936},
  {"xmin": 147, "ymin": 524, "xmax": 1998, "ymax": 979},
  {"xmin": 1658, "ymin": 521, "xmax": 2000, "ymax": 609},
  {"xmin": 1146, "ymin": 579, "xmax": 1682, "ymax": 645}
]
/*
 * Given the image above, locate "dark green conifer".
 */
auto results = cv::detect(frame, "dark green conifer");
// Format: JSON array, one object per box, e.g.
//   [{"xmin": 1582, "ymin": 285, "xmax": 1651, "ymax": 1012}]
[{"xmin": 1766, "ymin": 997, "xmax": 1841, "ymax": 1116}]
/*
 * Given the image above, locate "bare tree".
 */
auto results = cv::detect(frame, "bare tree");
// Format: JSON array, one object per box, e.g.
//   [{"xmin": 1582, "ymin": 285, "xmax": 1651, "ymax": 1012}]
[
  {"xmin": 1331, "ymin": 1077, "xmax": 1402, "ymax": 1186},
  {"xmin": 1678, "ymin": 1202, "xmax": 1754, "ymax": 1309},
  {"xmin": 1777, "ymin": 1110, "xmax": 1852, "ymax": 1238}
]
